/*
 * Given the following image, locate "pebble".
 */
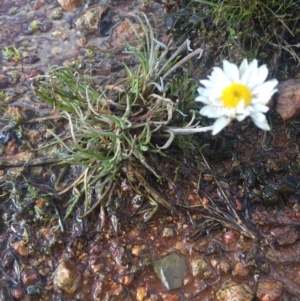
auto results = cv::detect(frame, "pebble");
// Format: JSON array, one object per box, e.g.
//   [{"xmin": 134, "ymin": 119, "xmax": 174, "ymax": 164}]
[
  {"xmin": 223, "ymin": 230, "xmax": 239, "ymax": 245},
  {"xmin": 216, "ymin": 280, "xmax": 254, "ymax": 301},
  {"xmin": 191, "ymin": 258, "xmax": 211, "ymax": 278},
  {"xmin": 256, "ymin": 281, "xmax": 284, "ymax": 301},
  {"xmin": 3, "ymin": 93, "xmax": 14, "ymax": 104},
  {"xmin": 26, "ymin": 129, "xmax": 41, "ymax": 145},
  {"xmin": 119, "ymin": 274, "xmax": 133, "ymax": 286},
  {"xmin": 74, "ymin": 5, "xmax": 107, "ymax": 32},
  {"xmin": 21, "ymin": 269, "xmax": 39, "ymax": 286},
  {"xmin": 92, "ymin": 279, "xmax": 125, "ymax": 301},
  {"xmin": 219, "ymin": 260, "xmax": 231, "ymax": 273},
  {"xmin": 51, "ymin": 46, "xmax": 63, "ymax": 54},
  {"xmin": 232, "ymin": 262, "xmax": 249, "ymax": 279},
  {"xmin": 12, "ymin": 240, "xmax": 29, "ymax": 257},
  {"xmin": 22, "ymin": 51, "xmax": 30, "ymax": 58},
  {"xmin": 51, "ymin": 28, "xmax": 64, "ymax": 37},
  {"xmin": 53, "ymin": 259, "xmax": 81, "ymax": 293},
  {"xmin": 132, "ymin": 245, "xmax": 143, "ymax": 257},
  {"xmin": 57, "ymin": 0, "xmax": 84, "ymax": 11},
  {"xmin": 76, "ymin": 36, "xmax": 87, "ymax": 46},
  {"xmin": 160, "ymin": 292, "xmax": 180, "ymax": 301},
  {"xmin": 162, "ymin": 227, "xmax": 174, "ymax": 237},
  {"xmin": 136, "ymin": 287, "xmax": 147, "ymax": 301},
  {"xmin": 26, "ymin": 285, "xmax": 42, "ymax": 296},
  {"xmin": 34, "ymin": 0, "xmax": 47, "ymax": 10},
  {"xmin": 148, "ymin": 295, "xmax": 159, "ymax": 301},
  {"xmin": 10, "ymin": 287, "xmax": 25, "ymax": 300}
]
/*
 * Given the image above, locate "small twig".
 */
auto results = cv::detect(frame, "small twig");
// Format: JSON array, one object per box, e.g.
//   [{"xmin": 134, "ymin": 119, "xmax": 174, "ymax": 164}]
[
  {"xmin": 25, "ymin": 114, "xmax": 65, "ymax": 123},
  {"xmin": 0, "ymin": 157, "xmax": 62, "ymax": 168}
]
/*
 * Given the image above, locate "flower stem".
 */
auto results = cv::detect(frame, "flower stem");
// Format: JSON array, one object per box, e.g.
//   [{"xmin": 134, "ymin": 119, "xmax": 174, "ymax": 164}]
[{"xmin": 165, "ymin": 126, "xmax": 214, "ymax": 134}]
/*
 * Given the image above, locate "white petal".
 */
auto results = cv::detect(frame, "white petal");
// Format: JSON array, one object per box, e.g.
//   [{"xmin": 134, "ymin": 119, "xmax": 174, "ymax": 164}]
[
  {"xmin": 223, "ymin": 60, "xmax": 239, "ymax": 82},
  {"xmin": 251, "ymin": 93, "xmax": 274, "ymax": 105},
  {"xmin": 200, "ymin": 105, "xmax": 225, "ymax": 118},
  {"xmin": 227, "ymin": 108, "xmax": 237, "ymax": 118},
  {"xmin": 209, "ymin": 67, "xmax": 231, "ymax": 86},
  {"xmin": 239, "ymin": 59, "xmax": 248, "ymax": 77},
  {"xmin": 251, "ymin": 113, "xmax": 270, "ymax": 131},
  {"xmin": 254, "ymin": 65, "xmax": 268, "ymax": 86},
  {"xmin": 240, "ymin": 59, "xmax": 258, "ymax": 85},
  {"xmin": 248, "ymin": 59, "xmax": 258, "ymax": 71},
  {"xmin": 250, "ymin": 111, "xmax": 270, "ymax": 131},
  {"xmin": 197, "ymin": 87, "xmax": 203, "ymax": 94},
  {"xmin": 236, "ymin": 99, "xmax": 245, "ymax": 114},
  {"xmin": 199, "ymin": 87, "xmax": 220, "ymax": 98},
  {"xmin": 196, "ymin": 87, "xmax": 207, "ymax": 95},
  {"xmin": 251, "ymin": 103, "xmax": 269, "ymax": 113},
  {"xmin": 252, "ymin": 79, "xmax": 278, "ymax": 96},
  {"xmin": 199, "ymin": 79, "xmax": 215, "ymax": 88},
  {"xmin": 250, "ymin": 111, "xmax": 267, "ymax": 123},
  {"xmin": 236, "ymin": 113, "xmax": 249, "ymax": 122},
  {"xmin": 246, "ymin": 69, "xmax": 261, "ymax": 88},
  {"xmin": 212, "ymin": 116, "xmax": 231, "ymax": 135},
  {"xmin": 195, "ymin": 95, "xmax": 210, "ymax": 104}
]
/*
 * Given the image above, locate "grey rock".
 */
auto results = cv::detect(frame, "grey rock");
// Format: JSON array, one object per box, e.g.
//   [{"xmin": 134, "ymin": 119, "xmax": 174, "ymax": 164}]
[{"xmin": 153, "ymin": 252, "xmax": 186, "ymax": 290}]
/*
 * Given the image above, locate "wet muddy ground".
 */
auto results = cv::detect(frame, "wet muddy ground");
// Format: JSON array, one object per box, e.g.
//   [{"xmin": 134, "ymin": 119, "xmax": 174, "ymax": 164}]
[{"xmin": 1, "ymin": 0, "xmax": 300, "ymax": 300}]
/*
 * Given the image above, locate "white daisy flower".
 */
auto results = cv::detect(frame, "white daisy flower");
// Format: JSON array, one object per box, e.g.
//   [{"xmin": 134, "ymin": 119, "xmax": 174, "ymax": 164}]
[{"xmin": 195, "ymin": 59, "xmax": 278, "ymax": 135}]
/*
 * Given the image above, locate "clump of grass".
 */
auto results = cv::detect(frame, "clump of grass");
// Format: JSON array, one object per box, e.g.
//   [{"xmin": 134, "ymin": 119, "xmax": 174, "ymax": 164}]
[
  {"xmin": 194, "ymin": 0, "xmax": 300, "ymax": 63},
  {"xmin": 84, "ymin": 49, "xmax": 96, "ymax": 58},
  {"xmin": 51, "ymin": 8, "xmax": 63, "ymax": 20},
  {"xmin": 1, "ymin": 46, "xmax": 22, "ymax": 62},
  {"xmin": 29, "ymin": 20, "xmax": 40, "ymax": 32},
  {"xmin": 9, "ymin": 7, "xmax": 18, "ymax": 15},
  {"xmin": 35, "ymin": 14, "xmax": 208, "ymax": 219}
]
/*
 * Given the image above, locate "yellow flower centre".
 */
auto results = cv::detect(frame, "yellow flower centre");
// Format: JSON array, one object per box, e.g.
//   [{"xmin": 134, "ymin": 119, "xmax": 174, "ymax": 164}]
[{"xmin": 221, "ymin": 83, "xmax": 252, "ymax": 108}]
